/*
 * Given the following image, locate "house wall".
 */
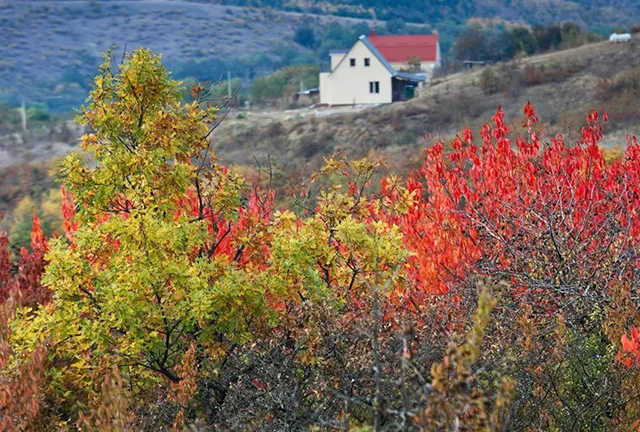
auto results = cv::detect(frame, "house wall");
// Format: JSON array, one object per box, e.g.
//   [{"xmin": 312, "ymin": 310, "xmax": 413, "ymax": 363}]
[
  {"xmin": 320, "ymin": 73, "xmax": 331, "ymax": 105},
  {"xmin": 320, "ymin": 40, "xmax": 393, "ymax": 106},
  {"xmin": 330, "ymin": 53, "xmax": 346, "ymax": 71}
]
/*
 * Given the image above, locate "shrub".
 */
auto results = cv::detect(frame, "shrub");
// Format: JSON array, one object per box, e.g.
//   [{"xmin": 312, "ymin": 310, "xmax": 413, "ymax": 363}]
[{"xmin": 477, "ymin": 67, "xmax": 500, "ymax": 94}]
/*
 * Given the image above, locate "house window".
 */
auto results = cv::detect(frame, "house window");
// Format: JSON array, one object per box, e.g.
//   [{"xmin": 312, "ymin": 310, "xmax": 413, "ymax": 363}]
[
  {"xmin": 364, "ymin": 58, "xmax": 370, "ymax": 67},
  {"xmin": 350, "ymin": 58, "xmax": 356, "ymax": 67},
  {"xmin": 369, "ymin": 81, "xmax": 380, "ymax": 94}
]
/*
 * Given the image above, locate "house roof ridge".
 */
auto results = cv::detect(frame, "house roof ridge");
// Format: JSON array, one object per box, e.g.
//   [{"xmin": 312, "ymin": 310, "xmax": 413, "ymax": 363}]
[
  {"xmin": 328, "ymin": 35, "xmax": 396, "ymax": 77},
  {"xmin": 358, "ymin": 35, "xmax": 397, "ymax": 76}
]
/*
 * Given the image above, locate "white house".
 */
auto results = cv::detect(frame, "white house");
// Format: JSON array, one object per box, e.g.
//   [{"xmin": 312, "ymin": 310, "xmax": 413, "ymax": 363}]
[{"xmin": 320, "ymin": 30, "xmax": 440, "ymax": 106}]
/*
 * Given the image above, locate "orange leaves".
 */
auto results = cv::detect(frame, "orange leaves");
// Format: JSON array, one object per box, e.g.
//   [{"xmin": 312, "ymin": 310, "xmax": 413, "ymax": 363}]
[
  {"xmin": 0, "ymin": 342, "xmax": 48, "ymax": 432},
  {"xmin": 169, "ymin": 344, "xmax": 198, "ymax": 432},
  {"xmin": 61, "ymin": 185, "xmax": 78, "ymax": 242},
  {"xmin": 76, "ymin": 365, "xmax": 134, "ymax": 432},
  {"xmin": 622, "ymin": 332, "xmax": 638, "ymax": 353},
  {"xmin": 30, "ymin": 213, "xmax": 47, "ymax": 251},
  {"xmin": 620, "ymin": 329, "xmax": 640, "ymax": 368}
]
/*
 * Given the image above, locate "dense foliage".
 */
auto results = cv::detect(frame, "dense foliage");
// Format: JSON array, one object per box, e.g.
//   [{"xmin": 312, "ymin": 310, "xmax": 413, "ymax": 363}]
[
  {"xmin": 2, "ymin": 48, "xmax": 640, "ymax": 431},
  {"xmin": 453, "ymin": 22, "xmax": 604, "ymax": 63}
]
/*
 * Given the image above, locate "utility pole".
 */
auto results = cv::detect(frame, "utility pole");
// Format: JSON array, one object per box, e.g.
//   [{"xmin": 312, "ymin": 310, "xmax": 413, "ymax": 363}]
[
  {"xmin": 227, "ymin": 70, "xmax": 232, "ymax": 99},
  {"xmin": 20, "ymin": 99, "xmax": 27, "ymax": 132}
]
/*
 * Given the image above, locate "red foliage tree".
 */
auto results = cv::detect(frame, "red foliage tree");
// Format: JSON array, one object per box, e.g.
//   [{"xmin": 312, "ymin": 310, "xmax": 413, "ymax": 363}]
[
  {"xmin": 387, "ymin": 103, "xmax": 640, "ymax": 313},
  {"xmin": 0, "ymin": 213, "xmax": 50, "ymax": 307}
]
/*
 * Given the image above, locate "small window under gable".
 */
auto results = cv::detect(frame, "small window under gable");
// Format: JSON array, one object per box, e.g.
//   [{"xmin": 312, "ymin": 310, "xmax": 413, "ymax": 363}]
[
  {"xmin": 369, "ymin": 81, "xmax": 380, "ymax": 94},
  {"xmin": 350, "ymin": 58, "xmax": 356, "ymax": 67},
  {"xmin": 364, "ymin": 58, "xmax": 370, "ymax": 67}
]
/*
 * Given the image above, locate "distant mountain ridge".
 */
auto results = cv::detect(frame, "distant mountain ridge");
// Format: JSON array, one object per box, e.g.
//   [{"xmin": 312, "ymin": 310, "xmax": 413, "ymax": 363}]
[{"xmin": 211, "ymin": 0, "xmax": 639, "ymax": 29}]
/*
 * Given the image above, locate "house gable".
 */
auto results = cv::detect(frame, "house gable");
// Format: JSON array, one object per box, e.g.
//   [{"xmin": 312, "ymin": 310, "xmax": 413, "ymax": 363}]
[
  {"xmin": 329, "ymin": 37, "xmax": 395, "ymax": 77},
  {"xmin": 322, "ymin": 38, "xmax": 395, "ymax": 105},
  {"xmin": 320, "ymin": 35, "xmax": 427, "ymax": 106}
]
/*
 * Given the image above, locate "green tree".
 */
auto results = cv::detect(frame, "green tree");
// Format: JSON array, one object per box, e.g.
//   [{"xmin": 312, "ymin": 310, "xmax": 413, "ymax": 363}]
[
  {"xmin": 385, "ymin": 18, "xmax": 406, "ymax": 34},
  {"xmin": 250, "ymin": 64, "xmax": 319, "ymax": 104},
  {"xmin": 503, "ymin": 27, "xmax": 538, "ymax": 59},
  {"xmin": 453, "ymin": 27, "xmax": 489, "ymax": 61},
  {"xmin": 561, "ymin": 21, "xmax": 586, "ymax": 48},
  {"xmin": 478, "ymin": 67, "xmax": 500, "ymax": 94},
  {"xmin": 533, "ymin": 23, "xmax": 562, "ymax": 51},
  {"xmin": 294, "ymin": 26, "xmax": 316, "ymax": 49}
]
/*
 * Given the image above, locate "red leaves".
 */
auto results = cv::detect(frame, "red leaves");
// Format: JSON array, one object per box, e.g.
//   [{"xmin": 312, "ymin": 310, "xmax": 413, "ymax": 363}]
[
  {"xmin": 620, "ymin": 328, "xmax": 640, "ymax": 368},
  {"xmin": 0, "ymin": 212, "xmax": 50, "ymax": 307},
  {"xmin": 30, "ymin": 213, "xmax": 46, "ymax": 251},
  {"xmin": 251, "ymin": 378, "xmax": 266, "ymax": 392},
  {"xmin": 381, "ymin": 103, "xmax": 639, "ymax": 319},
  {"xmin": 523, "ymin": 100, "xmax": 539, "ymax": 126},
  {"xmin": 523, "ymin": 100, "xmax": 537, "ymax": 119},
  {"xmin": 462, "ymin": 127, "xmax": 473, "ymax": 144}
]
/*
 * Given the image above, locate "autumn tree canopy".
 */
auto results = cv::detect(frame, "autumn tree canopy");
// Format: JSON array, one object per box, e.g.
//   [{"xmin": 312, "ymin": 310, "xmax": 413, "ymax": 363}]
[{"xmin": 2, "ymin": 48, "xmax": 640, "ymax": 431}]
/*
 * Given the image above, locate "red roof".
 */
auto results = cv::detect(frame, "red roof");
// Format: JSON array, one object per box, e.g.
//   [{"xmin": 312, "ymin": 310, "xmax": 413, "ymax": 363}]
[{"xmin": 368, "ymin": 31, "xmax": 439, "ymax": 63}]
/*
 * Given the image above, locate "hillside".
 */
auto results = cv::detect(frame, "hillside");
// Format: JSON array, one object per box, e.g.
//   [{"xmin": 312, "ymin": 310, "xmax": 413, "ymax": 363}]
[
  {"xmin": 212, "ymin": 36, "xmax": 640, "ymax": 175},
  {"xmin": 0, "ymin": 0, "xmax": 380, "ymax": 112},
  {"xmin": 3, "ymin": 0, "xmax": 638, "ymax": 115},
  {"xmin": 2, "ymin": 37, "xmax": 639, "ymax": 176}
]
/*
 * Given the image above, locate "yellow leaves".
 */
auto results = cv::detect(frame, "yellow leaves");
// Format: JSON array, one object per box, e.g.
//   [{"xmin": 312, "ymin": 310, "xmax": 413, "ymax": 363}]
[
  {"xmin": 602, "ymin": 145, "xmax": 624, "ymax": 164},
  {"xmin": 299, "ymin": 351, "xmax": 320, "ymax": 366},
  {"xmin": 273, "ymin": 210, "xmax": 298, "ymax": 230},
  {"xmin": 71, "ymin": 360, "xmax": 89, "ymax": 370},
  {"xmin": 385, "ymin": 174, "xmax": 402, "ymax": 189},
  {"xmin": 336, "ymin": 217, "xmax": 405, "ymax": 268},
  {"xmin": 320, "ymin": 154, "xmax": 345, "ymax": 176},
  {"xmin": 80, "ymin": 133, "xmax": 99, "ymax": 152},
  {"xmin": 94, "ymin": 75, "xmax": 104, "ymax": 90},
  {"xmin": 351, "ymin": 156, "xmax": 387, "ymax": 176},
  {"xmin": 318, "ymin": 153, "xmax": 386, "ymax": 182}
]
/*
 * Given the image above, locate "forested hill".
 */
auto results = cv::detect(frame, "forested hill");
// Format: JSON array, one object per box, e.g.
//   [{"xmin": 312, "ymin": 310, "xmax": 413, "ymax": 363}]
[
  {"xmin": 213, "ymin": 0, "xmax": 639, "ymax": 29},
  {"xmin": 2, "ymin": 0, "xmax": 637, "ymax": 115}
]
